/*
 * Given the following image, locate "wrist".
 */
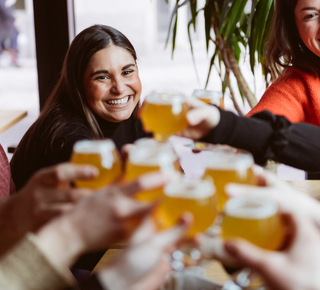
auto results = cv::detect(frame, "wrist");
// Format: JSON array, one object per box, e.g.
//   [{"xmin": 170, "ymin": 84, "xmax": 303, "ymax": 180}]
[{"xmin": 35, "ymin": 214, "xmax": 85, "ymax": 269}]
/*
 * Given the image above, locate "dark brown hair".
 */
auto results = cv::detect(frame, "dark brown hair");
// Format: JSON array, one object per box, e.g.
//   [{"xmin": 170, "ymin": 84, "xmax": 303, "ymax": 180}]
[
  {"xmin": 265, "ymin": 0, "xmax": 320, "ymax": 80},
  {"xmin": 10, "ymin": 25, "xmax": 138, "ymax": 187}
]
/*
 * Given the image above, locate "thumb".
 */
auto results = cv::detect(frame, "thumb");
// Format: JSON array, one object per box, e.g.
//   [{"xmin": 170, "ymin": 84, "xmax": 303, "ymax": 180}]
[
  {"xmin": 32, "ymin": 163, "xmax": 99, "ymax": 187},
  {"xmin": 186, "ymin": 107, "xmax": 208, "ymax": 126},
  {"xmin": 224, "ymin": 239, "xmax": 272, "ymax": 272},
  {"xmin": 153, "ymin": 212, "xmax": 193, "ymax": 249}
]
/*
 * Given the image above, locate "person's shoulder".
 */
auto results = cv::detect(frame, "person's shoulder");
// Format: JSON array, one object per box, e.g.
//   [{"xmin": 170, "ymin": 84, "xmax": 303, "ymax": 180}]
[
  {"xmin": 273, "ymin": 67, "xmax": 317, "ymax": 87},
  {"xmin": 284, "ymin": 67, "xmax": 318, "ymax": 81}
]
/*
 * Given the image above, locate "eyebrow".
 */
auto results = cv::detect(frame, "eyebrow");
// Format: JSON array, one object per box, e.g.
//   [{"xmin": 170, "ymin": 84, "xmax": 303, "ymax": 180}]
[
  {"xmin": 90, "ymin": 63, "xmax": 136, "ymax": 77},
  {"xmin": 299, "ymin": 6, "xmax": 317, "ymax": 12}
]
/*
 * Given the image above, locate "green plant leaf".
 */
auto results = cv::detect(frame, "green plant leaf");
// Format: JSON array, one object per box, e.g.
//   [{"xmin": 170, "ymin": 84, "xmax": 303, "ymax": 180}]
[
  {"xmin": 255, "ymin": 0, "xmax": 273, "ymax": 61},
  {"xmin": 171, "ymin": 12, "xmax": 178, "ymax": 57},
  {"xmin": 246, "ymin": 0, "xmax": 258, "ymax": 38},
  {"xmin": 220, "ymin": 0, "xmax": 248, "ymax": 40},
  {"xmin": 204, "ymin": 0, "xmax": 215, "ymax": 51},
  {"xmin": 165, "ymin": 5, "xmax": 178, "ymax": 48},
  {"xmin": 232, "ymin": 36, "xmax": 241, "ymax": 62},
  {"xmin": 205, "ymin": 47, "xmax": 219, "ymax": 88},
  {"xmin": 190, "ymin": 0, "xmax": 197, "ymax": 31},
  {"xmin": 220, "ymin": 0, "xmax": 233, "ymax": 32}
]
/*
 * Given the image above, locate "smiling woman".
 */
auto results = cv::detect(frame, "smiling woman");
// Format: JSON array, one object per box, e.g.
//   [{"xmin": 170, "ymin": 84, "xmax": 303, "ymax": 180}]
[
  {"xmin": 247, "ymin": 0, "xmax": 320, "ymax": 126},
  {"xmin": 83, "ymin": 45, "xmax": 141, "ymax": 123},
  {"xmin": 10, "ymin": 25, "xmax": 152, "ymax": 191}
]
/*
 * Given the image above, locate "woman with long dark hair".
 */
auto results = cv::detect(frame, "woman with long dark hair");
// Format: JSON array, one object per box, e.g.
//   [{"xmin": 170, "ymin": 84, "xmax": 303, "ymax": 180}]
[{"xmin": 11, "ymin": 25, "xmax": 151, "ymax": 190}]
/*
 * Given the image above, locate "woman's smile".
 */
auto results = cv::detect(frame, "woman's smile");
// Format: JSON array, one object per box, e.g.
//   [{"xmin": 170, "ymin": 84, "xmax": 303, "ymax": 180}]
[{"xmin": 106, "ymin": 95, "xmax": 131, "ymax": 106}]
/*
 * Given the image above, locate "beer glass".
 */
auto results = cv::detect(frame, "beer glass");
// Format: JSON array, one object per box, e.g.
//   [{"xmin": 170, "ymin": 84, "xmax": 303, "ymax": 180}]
[
  {"xmin": 139, "ymin": 91, "xmax": 189, "ymax": 142},
  {"xmin": 203, "ymin": 148, "xmax": 256, "ymax": 212},
  {"xmin": 192, "ymin": 89, "xmax": 224, "ymax": 108},
  {"xmin": 221, "ymin": 196, "xmax": 285, "ymax": 289},
  {"xmin": 154, "ymin": 176, "xmax": 218, "ymax": 237},
  {"xmin": 221, "ymin": 196, "xmax": 285, "ymax": 250},
  {"xmin": 190, "ymin": 90, "xmax": 223, "ymax": 152},
  {"xmin": 153, "ymin": 176, "xmax": 218, "ymax": 270},
  {"xmin": 70, "ymin": 139, "xmax": 122, "ymax": 189},
  {"xmin": 124, "ymin": 138, "xmax": 180, "ymax": 201}
]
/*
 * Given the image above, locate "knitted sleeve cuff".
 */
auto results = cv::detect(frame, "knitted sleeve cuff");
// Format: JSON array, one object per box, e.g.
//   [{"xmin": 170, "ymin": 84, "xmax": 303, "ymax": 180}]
[{"xmin": 0, "ymin": 233, "xmax": 76, "ymax": 290}]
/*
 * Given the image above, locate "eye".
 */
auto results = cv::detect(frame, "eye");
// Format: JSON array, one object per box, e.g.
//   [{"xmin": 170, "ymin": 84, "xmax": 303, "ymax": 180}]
[
  {"xmin": 304, "ymin": 12, "xmax": 319, "ymax": 20},
  {"xmin": 123, "ymin": 70, "xmax": 134, "ymax": 76},
  {"xmin": 95, "ymin": 75, "xmax": 109, "ymax": 80}
]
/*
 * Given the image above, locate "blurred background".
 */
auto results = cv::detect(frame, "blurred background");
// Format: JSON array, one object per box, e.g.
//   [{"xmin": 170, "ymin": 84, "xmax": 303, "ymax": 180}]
[{"xmin": 0, "ymin": 0, "xmax": 303, "ymax": 179}]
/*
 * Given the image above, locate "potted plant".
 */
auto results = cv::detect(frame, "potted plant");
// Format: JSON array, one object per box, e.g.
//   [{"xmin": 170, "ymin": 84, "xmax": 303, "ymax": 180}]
[{"xmin": 165, "ymin": 0, "xmax": 274, "ymax": 115}]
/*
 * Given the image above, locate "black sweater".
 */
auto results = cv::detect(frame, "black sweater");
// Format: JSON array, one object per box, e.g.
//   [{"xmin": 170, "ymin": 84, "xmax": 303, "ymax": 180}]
[
  {"xmin": 201, "ymin": 109, "xmax": 320, "ymax": 172},
  {"xmin": 10, "ymin": 112, "xmax": 151, "ymax": 190}
]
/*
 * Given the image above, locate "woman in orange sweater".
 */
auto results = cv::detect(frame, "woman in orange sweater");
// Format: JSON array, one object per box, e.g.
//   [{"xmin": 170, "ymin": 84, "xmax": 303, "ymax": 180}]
[{"xmin": 247, "ymin": 0, "xmax": 320, "ymax": 126}]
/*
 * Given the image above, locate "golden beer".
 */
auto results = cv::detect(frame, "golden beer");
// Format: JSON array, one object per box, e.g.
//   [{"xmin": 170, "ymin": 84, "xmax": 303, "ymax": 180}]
[
  {"xmin": 203, "ymin": 149, "xmax": 256, "ymax": 212},
  {"xmin": 125, "ymin": 138, "xmax": 180, "ymax": 201},
  {"xmin": 192, "ymin": 89, "xmax": 224, "ymax": 109},
  {"xmin": 221, "ymin": 196, "xmax": 285, "ymax": 250},
  {"xmin": 139, "ymin": 91, "xmax": 189, "ymax": 142},
  {"xmin": 70, "ymin": 139, "xmax": 122, "ymax": 189},
  {"xmin": 154, "ymin": 177, "xmax": 218, "ymax": 237}
]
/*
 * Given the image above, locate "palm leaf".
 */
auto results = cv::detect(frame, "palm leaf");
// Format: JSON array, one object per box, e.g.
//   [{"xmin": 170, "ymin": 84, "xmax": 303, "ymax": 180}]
[
  {"xmin": 204, "ymin": 0, "xmax": 215, "ymax": 51},
  {"xmin": 190, "ymin": 0, "xmax": 197, "ymax": 31},
  {"xmin": 220, "ymin": 0, "xmax": 248, "ymax": 40}
]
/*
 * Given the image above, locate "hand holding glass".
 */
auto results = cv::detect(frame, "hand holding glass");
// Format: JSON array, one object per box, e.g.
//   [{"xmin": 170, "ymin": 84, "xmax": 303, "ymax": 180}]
[{"xmin": 221, "ymin": 196, "xmax": 285, "ymax": 289}]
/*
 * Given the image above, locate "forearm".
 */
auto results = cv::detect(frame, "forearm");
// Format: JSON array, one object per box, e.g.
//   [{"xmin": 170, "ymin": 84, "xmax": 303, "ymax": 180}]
[
  {"xmin": 35, "ymin": 215, "xmax": 85, "ymax": 270},
  {"xmin": 201, "ymin": 109, "xmax": 320, "ymax": 171},
  {"xmin": 0, "ymin": 197, "xmax": 26, "ymax": 257},
  {"xmin": 0, "ymin": 233, "xmax": 76, "ymax": 290}
]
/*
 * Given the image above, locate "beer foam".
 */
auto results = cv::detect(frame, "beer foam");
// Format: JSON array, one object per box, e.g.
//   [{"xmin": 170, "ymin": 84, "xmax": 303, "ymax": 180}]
[
  {"xmin": 164, "ymin": 178, "xmax": 215, "ymax": 199},
  {"xmin": 72, "ymin": 139, "xmax": 117, "ymax": 169},
  {"xmin": 73, "ymin": 139, "xmax": 115, "ymax": 153},
  {"xmin": 225, "ymin": 196, "xmax": 278, "ymax": 219},
  {"xmin": 206, "ymin": 151, "xmax": 254, "ymax": 171},
  {"xmin": 145, "ymin": 91, "xmax": 186, "ymax": 105},
  {"xmin": 130, "ymin": 139, "xmax": 177, "ymax": 166},
  {"xmin": 192, "ymin": 89, "xmax": 222, "ymax": 99}
]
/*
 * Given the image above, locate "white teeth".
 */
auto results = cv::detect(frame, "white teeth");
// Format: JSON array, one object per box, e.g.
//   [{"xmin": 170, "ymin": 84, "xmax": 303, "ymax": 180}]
[{"xmin": 107, "ymin": 96, "xmax": 130, "ymax": 105}]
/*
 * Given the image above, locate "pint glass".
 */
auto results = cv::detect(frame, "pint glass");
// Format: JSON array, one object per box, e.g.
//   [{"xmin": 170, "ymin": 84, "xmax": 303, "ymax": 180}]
[
  {"xmin": 221, "ymin": 196, "xmax": 285, "ymax": 250},
  {"xmin": 124, "ymin": 138, "xmax": 180, "ymax": 201},
  {"xmin": 154, "ymin": 176, "xmax": 218, "ymax": 237},
  {"xmin": 203, "ymin": 148, "xmax": 256, "ymax": 212},
  {"xmin": 70, "ymin": 139, "xmax": 122, "ymax": 189},
  {"xmin": 192, "ymin": 89, "xmax": 224, "ymax": 108},
  {"xmin": 139, "ymin": 91, "xmax": 189, "ymax": 142}
]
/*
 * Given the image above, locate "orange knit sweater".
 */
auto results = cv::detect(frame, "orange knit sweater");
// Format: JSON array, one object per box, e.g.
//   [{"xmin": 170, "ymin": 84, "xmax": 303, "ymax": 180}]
[{"xmin": 247, "ymin": 68, "xmax": 320, "ymax": 126}]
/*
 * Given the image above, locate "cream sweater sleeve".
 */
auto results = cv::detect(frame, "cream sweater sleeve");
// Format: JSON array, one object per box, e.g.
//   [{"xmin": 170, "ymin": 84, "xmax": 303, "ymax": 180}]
[{"xmin": 0, "ymin": 233, "xmax": 77, "ymax": 290}]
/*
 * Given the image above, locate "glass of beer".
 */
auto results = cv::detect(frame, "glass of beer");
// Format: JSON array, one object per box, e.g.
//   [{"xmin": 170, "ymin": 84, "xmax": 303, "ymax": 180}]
[
  {"xmin": 221, "ymin": 196, "xmax": 285, "ymax": 289},
  {"xmin": 124, "ymin": 138, "xmax": 180, "ymax": 201},
  {"xmin": 192, "ymin": 89, "xmax": 224, "ymax": 108},
  {"xmin": 190, "ymin": 90, "xmax": 223, "ymax": 152},
  {"xmin": 221, "ymin": 196, "xmax": 285, "ymax": 250},
  {"xmin": 154, "ymin": 176, "xmax": 218, "ymax": 237},
  {"xmin": 203, "ymin": 147, "xmax": 256, "ymax": 212},
  {"xmin": 70, "ymin": 139, "xmax": 122, "ymax": 189},
  {"xmin": 139, "ymin": 91, "xmax": 189, "ymax": 142},
  {"xmin": 153, "ymin": 176, "xmax": 218, "ymax": 270}
]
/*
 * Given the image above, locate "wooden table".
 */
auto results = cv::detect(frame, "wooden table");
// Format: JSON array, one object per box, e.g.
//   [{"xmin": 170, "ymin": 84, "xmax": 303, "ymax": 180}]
[
  {"xmin": 93, "ymin": 179, "xmax": 320, "ymax": 285},
  {"xmin": 0, "ymin": 110, "xmax": 28, "ymax": 134},
  {"xmin": 289, "ymin": 180, "xmax": 320, "ymax": 200}
]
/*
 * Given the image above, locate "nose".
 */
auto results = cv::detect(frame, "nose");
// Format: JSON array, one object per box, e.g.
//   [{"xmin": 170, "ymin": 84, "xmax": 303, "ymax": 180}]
[{"xmin": 110, "ymin": 76, "xmax": 125, "ymax": 95}]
